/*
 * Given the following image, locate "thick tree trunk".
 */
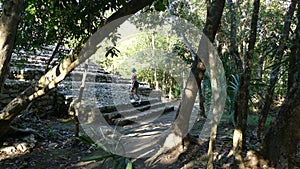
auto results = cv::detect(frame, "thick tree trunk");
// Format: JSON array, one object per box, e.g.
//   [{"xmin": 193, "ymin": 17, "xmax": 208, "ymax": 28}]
[
  {"xmin": 232, "ymin": 0, "xmax": 260, "ymax": 168},
  {"xmin": 179, "ymin": 30, "xmax": 207, "ymax": 118},
  {"xmin": 0, "ymin": 0, "xmax": 155, "ymax": 139},
  {"xmin": 262, "ymin": 86, "xmax": 300, "ymax": 168},
  {"xmin": 228, "ymin": 0, "xmax": 242, "ymax": 74},
  {"xmin": 146, "ymin": 1, "xmax": 226, "ymax": 168},
  {"xmin": 0, "ymin": 0, "xmax": 24, "ymax": 93},
  {"xmin": 192, "ymin": 1, "xmax": 226, "ymax": 168},
  {"xmin": 257, "ymin": 0, "xmax": 296, "ymax": 139},
  {"xmin": 262, "ymin": 3, "xmax": 300, "ymax": 168},
  {"xmin": 288, "ymin": 3, "xmax": 300, "ymax": 92},
  {"xmin": 288, "ymin": 40, "xmax": 297, "ymax": 91},
  {"xmin": 228, "ymin": 0, "xmax": 242, "ymax": 126},
  {"xmin": 298, "ymin": 8, "xmax": 300, "ymax": 84}
]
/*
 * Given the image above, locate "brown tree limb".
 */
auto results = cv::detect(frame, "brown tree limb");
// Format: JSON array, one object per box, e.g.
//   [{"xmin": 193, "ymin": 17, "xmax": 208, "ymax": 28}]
[
  {"xmin": 0, "ymin": 0, "xmax": 24, "ymax": 93},
  {"xmin": 44, "ymin": 39, "xmax": 62, "ymax": 73},
  {"xmin": 0, "ymin": 0, "xmax": 155, "ymax": 139}
]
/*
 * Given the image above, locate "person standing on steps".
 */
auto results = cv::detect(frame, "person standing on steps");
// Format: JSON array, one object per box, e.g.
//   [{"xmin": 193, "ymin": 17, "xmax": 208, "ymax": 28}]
[{"xmin": 130, "ymin": 67, "xmax": 141, "ymax": 103}]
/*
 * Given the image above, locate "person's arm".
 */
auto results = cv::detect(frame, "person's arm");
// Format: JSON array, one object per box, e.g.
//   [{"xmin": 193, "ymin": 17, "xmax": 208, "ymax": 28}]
[{"xmin": 130, "ymin": 74, "xmax": 135, "ymax": 91}]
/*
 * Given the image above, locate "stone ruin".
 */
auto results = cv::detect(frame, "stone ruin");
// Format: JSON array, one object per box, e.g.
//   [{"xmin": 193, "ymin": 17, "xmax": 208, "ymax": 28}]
[
  {"xmin": 1, "ymin": 47, "xmax": 160, "ymax": 118},
  {"xmin": 1, "ymin": 47, "xmax": 180, "ymax": 159}
]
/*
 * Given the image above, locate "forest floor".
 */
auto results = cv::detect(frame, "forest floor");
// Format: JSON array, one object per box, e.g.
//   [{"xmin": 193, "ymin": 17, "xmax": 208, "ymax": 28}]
[{"xmin": 0, "ymin": 110, "xmax": 261, "ymax": 169}]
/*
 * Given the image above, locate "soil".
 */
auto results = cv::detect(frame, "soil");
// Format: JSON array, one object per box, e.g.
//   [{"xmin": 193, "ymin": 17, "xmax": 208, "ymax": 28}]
[{"xmin": 0, "ymin": 113, "xmax": 246, "ymax": 169}]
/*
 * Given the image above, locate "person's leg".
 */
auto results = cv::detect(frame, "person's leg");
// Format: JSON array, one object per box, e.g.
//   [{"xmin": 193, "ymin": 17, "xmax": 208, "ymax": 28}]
[
  {"xmin": 135, "ymin": 87, "xmax": 140, "ymax": 100},
  {"xmin": 130, "ymin": 87, "xmax": 135, "ymax": 101}
]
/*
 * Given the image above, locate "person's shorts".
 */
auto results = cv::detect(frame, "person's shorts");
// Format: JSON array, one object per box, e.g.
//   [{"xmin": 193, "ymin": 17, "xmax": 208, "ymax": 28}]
[{"xmin": 133, "ymin": 81, "xmax": 139, "ymax": 88}]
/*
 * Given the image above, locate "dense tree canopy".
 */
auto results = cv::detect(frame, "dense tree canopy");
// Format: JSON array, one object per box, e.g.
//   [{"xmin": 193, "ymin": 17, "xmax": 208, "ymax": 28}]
[{"xmin": 0, "ymin": 0, "xmax": 299, "ymax": 168}]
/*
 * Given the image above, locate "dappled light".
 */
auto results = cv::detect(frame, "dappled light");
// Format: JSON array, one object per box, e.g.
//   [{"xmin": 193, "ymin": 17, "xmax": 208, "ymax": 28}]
[{"xmin": 1, "ymin": 0, "xmax": 300, "ymax": 168}]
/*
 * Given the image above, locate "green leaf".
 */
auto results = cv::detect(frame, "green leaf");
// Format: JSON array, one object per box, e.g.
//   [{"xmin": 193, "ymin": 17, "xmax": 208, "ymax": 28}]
[
  {"xmin": 82, "ymin": 154, "xmax": 113, "ymax": 162},
  {"xmin": 125, "ymin": 159, "xmax": 133, "ymax": 169},
  {"xmin": 264, "ymin": 58, "xmax": 289, "ymax": 70},
  {"xmin": 78, "ymin": 134, "xmax": 95, "ymax": 144}
]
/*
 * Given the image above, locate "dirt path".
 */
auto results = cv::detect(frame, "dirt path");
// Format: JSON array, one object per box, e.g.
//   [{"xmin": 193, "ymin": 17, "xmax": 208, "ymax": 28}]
[{"xmin": 0, "ymin": 109, "xmax": 234, "ymax": 169}]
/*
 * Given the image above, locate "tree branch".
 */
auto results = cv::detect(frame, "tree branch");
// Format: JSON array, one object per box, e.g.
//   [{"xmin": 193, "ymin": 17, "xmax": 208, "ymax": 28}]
[{"xmin": 0, "ymin": 0, "xmax": 155, "ymax": 138}]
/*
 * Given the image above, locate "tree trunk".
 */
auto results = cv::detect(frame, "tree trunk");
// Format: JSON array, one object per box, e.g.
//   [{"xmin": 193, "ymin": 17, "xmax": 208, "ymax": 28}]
[
  {"xmin": 228, "ymin": 0, "xmax": 242, "ymax": 126},
  {"xmin": 232, "ymin": 0, "xmax": 260, "ymax": 168},
  {"xmin": 198, "ymin": 87, "xmax": 206, "ymax": 118},
  {"xmin": 179, "ymin": 29, "xmax": 207, "ymax": 118},
  {"xmin": 257, "ymin": 0, "xmax": 296, "ymax": 139},
  {"xmin": 261, "ymin": 3, "xmax": 300, "ymax": 168},
  {"xmin": 228, "ymin": 0, "xmax": 242, "ymax": 75},
  {"xmin": 0, "ymin": 0, "xmax": 155, "ymax": 139},
  {"xmin": 262, "ymin": 86, "xmax": 300, "ymax": 168},
  {"xmin": 288, "ymin": 3, "xmax": 300, "ymax": 92},
  {"xmin": 288, "ymin": 41, "xmax": 297, "ymax": 92},
  {"xmin": 146, "ymin": 1, "xmax": 226, "ymax": 168},
  {"xmin": 45, "ymin": 39, "xmax": 62, "ymax": 73},
  {"xmin": 74, "ymin": 59, "xmax": 89, "ymax": 137},
  {"xmin": 0, "ymin": 0, "xmax": 24, "ymax": 93},
  {"xmin": 298, "ymin": 4, "xmax": 300, "ymax": 84}
]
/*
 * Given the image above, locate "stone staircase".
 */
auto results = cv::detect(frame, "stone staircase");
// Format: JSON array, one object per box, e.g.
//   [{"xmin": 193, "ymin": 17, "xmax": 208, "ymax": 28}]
[
  {"xmin": 8, "ymin": 47, "xmax": 175, "ymax": 117},
  {"xmin": 79, "ymin": 98, "xmax": 179, "ymax": 158},
  {"xmin": 100, "ymin": 99, "xmax": 174, "ymax": 126},
  {"xmin": 10, "ymin": 49, "xmax": 129, "ymax": 84},
  {"xmin": 7, "ymin": 46, "xmax": 183, "ymax": 158}
]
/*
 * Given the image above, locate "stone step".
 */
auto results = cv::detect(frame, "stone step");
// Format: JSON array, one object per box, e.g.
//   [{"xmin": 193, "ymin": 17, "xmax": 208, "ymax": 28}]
[
  {"xmin": 73, "ymin": 67, "xmax": 107, "ymax": 74},
  {"xmin": 77, "ymin": 99, "xmax": 161, "ymax": 115},
  {"xmin": 103, "ymin": 100, "xmax": 163, "ymax": 121},
  {"xmin": 9, "ymin": 53, "xmax": 135, "ymax": 85},
  {"xmin": 67, "ymin": 71, "xmax": 131, "ymax": 83},
  {"xmin": 76, "ymin": 99, "xmax": 163, "ymax": 122},
  {"xmin": 98, "ymin": 99, "xmax": 160, "ymax": 113},
  {"xmin": 59, "ymin": 81, "xmax": 151, "ymax": 97},
  {"xmin": 11, "ymin": 64, "xmax": 45, "ymax": 71},
  {"xmin": 77, "ymin": 105, "xmax": 178, "ymax": 158},
  {"xmin": 11, "ymin": 55, "xmax": 59, "ymax": 64},
  {"xmin": 112, "ymin": 105, "xmax": 174, "ymax": 126}
]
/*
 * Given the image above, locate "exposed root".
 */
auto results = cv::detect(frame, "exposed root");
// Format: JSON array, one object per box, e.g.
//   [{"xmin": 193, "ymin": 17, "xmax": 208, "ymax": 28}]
[
  {"xmin": 146, "ymin": 133, "xmax": 202, "ymax": 166},
  {"xmin": 9, "ymin": 126, "xmax": 44, "ymax": 139}
]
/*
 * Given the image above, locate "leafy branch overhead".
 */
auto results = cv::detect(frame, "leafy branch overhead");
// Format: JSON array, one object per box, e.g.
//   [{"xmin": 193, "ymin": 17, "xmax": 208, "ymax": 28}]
[
  {"xmin": 0, "ymin": 0, "xmax": 299, "ymax": 168},
  {"xmin": 105, "ymin": 46, "xmax": 120, "ymax": 58}
]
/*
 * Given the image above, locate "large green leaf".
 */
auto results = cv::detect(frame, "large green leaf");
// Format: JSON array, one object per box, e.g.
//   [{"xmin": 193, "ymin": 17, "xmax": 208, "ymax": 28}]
[{"xmin": 125, "ymin": 159, "xmax": 133, "ymax": 169}]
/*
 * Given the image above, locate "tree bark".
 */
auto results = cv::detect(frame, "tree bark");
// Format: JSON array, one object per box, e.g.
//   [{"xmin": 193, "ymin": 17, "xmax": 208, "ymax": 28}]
[
  {"xmin": 257, "ymin": 0, "xmax": 297, "ymax": 139},
  {"xmin": 298, "ymin": 3, "xmax": 300, "ymax": 84},
  {"xmin": 288, "ymin": 3, "xmax": 300, "ymax": 92},
  {"xmin": 0, "ymin": 0, "xmax": 155, "ymax": 139},
  {"xmin": 179, "ymin": 30, "xmax": 207, "ymax": 118},
  {"xmin": 262, "ymin": 86, "xmax": 300, "ymax": 168},
  {"xmin": 232, "ymin": 0, "xmax": 260, "ymax": 168},
  {"xmin": 146, "ymin": 1, "xmax": 226, "ymax": 168},
  {"xmin": 228, "ymin": 0, "xmax": 242, "ymax": 75},
  {"xmin": 228, "ymin": 0, "xmax": 242, "ymax": 126},
  {"xmin": 261, "ymin": 2, "xmax": 300, "ymax": 168},
  {"xmin": 45, "ymin": 40, "xmax": 62, "ymax": 73},
  {"xmin": 75, "ymin": 59, "xmax": 89, "ymax": 137},
  {"xmin": 288, "ymin": 40, "xmax": 297, "ymax": 92},
  {"xmin": 0, "ymin": 0, "xmax": 24, "ymax": 93}
]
